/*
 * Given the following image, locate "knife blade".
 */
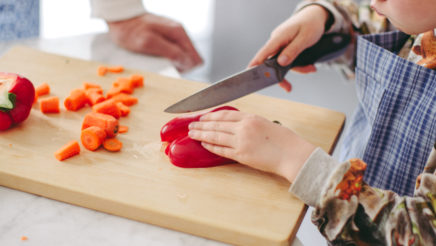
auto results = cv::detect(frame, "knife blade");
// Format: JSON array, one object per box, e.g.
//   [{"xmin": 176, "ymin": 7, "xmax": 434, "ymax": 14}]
[{"xmin": 165, "ymin": 32, "xmax": 351, "ymax": 113}]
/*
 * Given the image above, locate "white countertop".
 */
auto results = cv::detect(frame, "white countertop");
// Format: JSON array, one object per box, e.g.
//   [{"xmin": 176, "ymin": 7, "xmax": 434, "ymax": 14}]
[{"xmin": 0, "ymin": 33, "xmax": 304, "ymax": 246}]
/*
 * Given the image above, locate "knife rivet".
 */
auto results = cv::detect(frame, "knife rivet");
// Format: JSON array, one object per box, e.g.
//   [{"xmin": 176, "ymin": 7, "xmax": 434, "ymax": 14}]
[{"xmin": 264, "ymin": 72, "xmax": 271, "ymax": 78}]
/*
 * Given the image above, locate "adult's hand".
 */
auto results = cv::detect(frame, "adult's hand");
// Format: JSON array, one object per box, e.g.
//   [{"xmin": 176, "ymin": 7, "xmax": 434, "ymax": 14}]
[
  {"xmin": 248, "ymin": 5, "xmax": 330, "ymax": 91},
  {"xmin": 107, "ymin": 13, "xmax": 203, "ymax": 73}
]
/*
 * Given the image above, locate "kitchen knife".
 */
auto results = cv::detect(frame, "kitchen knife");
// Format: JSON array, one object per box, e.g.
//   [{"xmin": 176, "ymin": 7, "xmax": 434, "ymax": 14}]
[{"xmin": 165, "ymin": 32, "xmax": 351, "ymax": 113}]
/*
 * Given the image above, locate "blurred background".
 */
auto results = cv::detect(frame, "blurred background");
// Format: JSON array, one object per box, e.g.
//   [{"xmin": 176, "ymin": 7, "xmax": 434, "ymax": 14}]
[{"xmin": 3, "ymin": 0, "xmax": 360, "ymax": 245}]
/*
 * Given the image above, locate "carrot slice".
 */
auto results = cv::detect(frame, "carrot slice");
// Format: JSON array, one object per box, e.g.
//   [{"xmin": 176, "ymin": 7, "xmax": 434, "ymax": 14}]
[
  {"xmin": 106, "ymin": 86, "xmax": 123, "ymax": 99},
  {"xmin": 35, "ymin": 82, "xmax": 50, "ymax": 97},
  {"xmin": 130, "ymin": 74, "xmax": 144, "ymax": 88},
  {"xmin": 85, "ymin": 89, "xmax": 105, "ymax": 106},
  {"xmin": 103, "ymin": 138, "xmax": 123, "ymax": 152},
  {"xmin": 54, "ymin": 140, "xmax": 80, "ymax": 161},
  {"xmin": 110, "ymin": 93, "xmax": 138, "ymax": 106},
  {"xmin": 82, "ymin": 112, "xmax": 119, "ymax": 138},
  {"xmin": 64, "ymin": 88, "xmax": 89, "ymax": 111},
  {"xmin": 116, "ymin": 101, "xmax": 130, "ymax": 117},
  {"xmin": 81, "ymin": 126, "xmax": 107, "ymax": 151},
  {"xmin": 40, "ymin": 96, "xmax": 60, "ymax": 113},
  {"xmin": 118, "ymin": 125, "xmax": 129, "ymax": 133},
  {"xmin": 107, "ymin": 66, "xmax": 124, "ymax": 73},
  {"xmin": 113, "ymin": 77, "xmax": 134, "ymax": 94},
  {"xmin": 92, "ymin": 99, "xmax": 121, "ymax": 119},
  {"xmin": 83, "ymin": 82, "xmax": 102, "ymax": 90},
  {"xmin": 97, "ymin": 66, "xmax": 108, "ymax": 76}
]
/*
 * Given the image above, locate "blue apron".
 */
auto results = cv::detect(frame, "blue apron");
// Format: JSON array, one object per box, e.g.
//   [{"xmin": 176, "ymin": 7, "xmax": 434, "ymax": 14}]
[
  {"xmin": 0, "ymin": 0, "xmax": 39, "ymax": 41},
  {"xmin": 339, "ymin": 31, "xmax": 436, "ymax": 196}
]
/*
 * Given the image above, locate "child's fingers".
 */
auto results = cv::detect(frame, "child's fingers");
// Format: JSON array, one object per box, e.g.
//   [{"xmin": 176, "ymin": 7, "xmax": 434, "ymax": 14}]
[
  {"xmin": 189, "ymin": 129, "xmax": 235, "ymax": 148},
  {"xmin": 201, "ymin": 142, "xmax": 235, "ymax": 160},
  {"xmin": 188, "ymin": 121, "xmax": 236, "ymax": 134}
]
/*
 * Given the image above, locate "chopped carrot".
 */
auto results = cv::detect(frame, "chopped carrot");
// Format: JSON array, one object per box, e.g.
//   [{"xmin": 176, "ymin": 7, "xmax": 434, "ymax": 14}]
[
  {"xmin": 33, "ymin": 93, "xmax": 38, "ymax": 104},
  {"xmin": 40, "ymin": 96, "xmax": 60, "ymax": 113},
  {"xmin": 105, "ymin": 86, "xmax": 123, "ymax": 99},
  {"xmin": 82, "ymin": 112, "xmax": 119, "ymax": 138},
  {"xmin": 35, "ymin": 82, "xmax": 50, "ymax": 97},
  {"xmin": 116, "ymin": 101, "xmax": 130, "ymax": 117},
  {"xmin": 113, "ymin": 77, "xmax": 134, "ymax": 94},
  {"xmin": 130, "ymin": 74, "xmax": 144, "ymax": 88},
  {"xmin": 97, "ymin": 66, "xmax": 108, "ymax": 76},
  {"xmin": 85, "ymin": 89, "xmax": 105, "ymax": 106},
  {"xmin": 64, "ymin": 88, "xmax": 89, "ymax": 111},
  {"xmin": 54, "ymin": 140, "xmax": 80, "ymax": 161},
  {"xmin": 83, "ymin": 82, "xmax": 102, "ymax": 90},
  {"xmin": 81, "ymin": 126, "xmax": 107, "ymax": 151},
  {"xmin": 107, "ymin": 66, "xmax": 124, "ymax": 73},
  {"xmin": 103, "ymin": 138, "xmax": 123, "ymax": 152},
  {"xmin": 118, "ymin": 125, "xmax": 129, "ymax": 133},
  {"xmin": 21, "ymin": 236, "xmax": 28, "ymax": 241},
  {"xmin": 110, "ymin": 93, "xmax": 138, "ymax": 106},
  {"xmin": 92, "ymin": 99, "xmax": 121, "ymax": 119}
]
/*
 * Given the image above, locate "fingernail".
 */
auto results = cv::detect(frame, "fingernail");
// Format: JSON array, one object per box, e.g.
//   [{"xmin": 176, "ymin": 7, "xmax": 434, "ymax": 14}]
[
  {"xmin": 188, "ymin": 122, "xmax": 194, "ymax": 129},
  {"xmin": 278, "ymin": 55, "xmax": 289, "ymax": 66}
]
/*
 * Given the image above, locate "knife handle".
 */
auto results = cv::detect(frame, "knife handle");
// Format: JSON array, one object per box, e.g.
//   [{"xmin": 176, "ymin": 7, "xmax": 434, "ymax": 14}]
[{"xmin": 264, "ymin": 32, "xmax": 351, "ymax": 81}]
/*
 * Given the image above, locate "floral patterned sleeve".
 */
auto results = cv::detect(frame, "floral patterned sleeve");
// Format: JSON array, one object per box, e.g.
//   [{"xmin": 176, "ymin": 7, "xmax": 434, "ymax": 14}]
[{"xmin": 311, "ymin": 146, "xmax": 436, "ymax": 245}]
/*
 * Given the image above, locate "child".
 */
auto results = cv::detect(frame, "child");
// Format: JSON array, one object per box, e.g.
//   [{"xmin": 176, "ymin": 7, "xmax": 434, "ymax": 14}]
[{"xmin": 188, "ymin": 0, "xmax": 436, "ymax": 244}]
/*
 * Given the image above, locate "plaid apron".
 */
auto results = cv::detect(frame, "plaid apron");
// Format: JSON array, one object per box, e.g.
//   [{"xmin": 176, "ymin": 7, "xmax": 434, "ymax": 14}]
[
  {"xmin": 339, "ymin": 31, "xmax": 436, "ymax": 196},
  {"xmin": 0, "ymin": 0, "xmax": 39, "ymax": 41}
]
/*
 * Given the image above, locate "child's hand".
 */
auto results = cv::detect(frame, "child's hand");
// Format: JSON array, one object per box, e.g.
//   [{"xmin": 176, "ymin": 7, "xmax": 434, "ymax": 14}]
[
  {"xmin": 248, "ymin": 5, "xmax": 330, "ymax": 91},
  {"xmin": 188, "ymin": 110, "xmax": 316, "ymax": 183}
]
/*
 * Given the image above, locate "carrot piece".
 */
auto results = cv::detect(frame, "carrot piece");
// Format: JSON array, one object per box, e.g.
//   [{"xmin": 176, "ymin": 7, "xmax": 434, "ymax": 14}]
[
  {"xmin": 130, "ymin": 74, "xmax": 144, "ymax": 88},
  {"xmin": 97, "ymin": 66, "xmax": 108, "ymax": 76},
  {"xmin": 83, "ymin": 82, "xmax": 102, "ymax": 90},
  {"xmin": 118, "ymin": 125, "xmax": 129, "ymax": 133},
  {"xmin": 40, "ymin": 96, "xmax": 60, "ymax": 113},
  {"xmin": 103, "ymin": 138, "xmax": 123, "ymax": 152},
  {"xmin": 110, "ymin": 93, "xmax": 138, "ymax": 106},
  {"xmin": 82, "ymin": 112, "xmax": 119, "ymax": 138},
  {"xmin": 21, "ymin": 236, "xmax": 28, "ymax": 241},
  {"xmin": 116, "ymin": 101, "xmax": 130, "ymax": 117},
  {"xmin": 113, "ymin": 77, "xmax": 134, "ymax": 94},
  {"xmin": 81, "ymin": 126, "xmax": 107, "ymax": 151},
  {"xmin": 33, "ymin": 93, "xmax": 38, "ymax": 104},
  {"xmin": 107, "ymin": 66, "xmax": 124, "ymax": 73},
  {"xmin": 64, "ymin": 88, "xmax": 89, "ymax": 111},
  {"xmin": 85, "ymin": 89, "xmax": 105, "ymax": 106},
  {"xmin": 106, "ymin": 86, "xmax": 123, "ymax": 99},
  {"xmin": 35, "ymin": 82, "xmax": 50, "ymax": 97},
  {"xmin": 92, "ymin": 99, "xmax": 121, "ymax": 119},
  {"xmin": 54, "ymin": 140, "xmax": 80, "ymax": 161}
]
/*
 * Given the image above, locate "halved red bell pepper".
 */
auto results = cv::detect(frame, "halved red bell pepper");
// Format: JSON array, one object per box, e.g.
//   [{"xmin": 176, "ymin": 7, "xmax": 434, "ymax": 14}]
[
  {"xmin": 167, "ymin": 135, "xmax": 233, "ymax": 168},
  {"xmin": 161, "ymin": 105, "xmax": 238, "ymax": 168},
  {"xmin": 0, "ymin": 72, "xmax": 35, "ymax": 130}
]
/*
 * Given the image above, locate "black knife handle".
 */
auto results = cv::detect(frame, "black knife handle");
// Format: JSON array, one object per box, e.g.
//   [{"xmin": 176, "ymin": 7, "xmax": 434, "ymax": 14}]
[{"xmin": 264, "ymin": 32, "xmax": 351, "ymax": 81}]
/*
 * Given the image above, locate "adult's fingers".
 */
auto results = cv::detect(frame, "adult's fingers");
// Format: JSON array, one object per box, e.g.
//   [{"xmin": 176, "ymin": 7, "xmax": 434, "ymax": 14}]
[
  {"xmin": 201, "ymin": 142, "xmax": 235, "ymax": 160},
  {"xmin": 188, "ymin": 129, "xmax": 235, "ymax": 148},
  {"xmin": 188, "ymin": 120, "xmax": 236, "ymax": 134}
]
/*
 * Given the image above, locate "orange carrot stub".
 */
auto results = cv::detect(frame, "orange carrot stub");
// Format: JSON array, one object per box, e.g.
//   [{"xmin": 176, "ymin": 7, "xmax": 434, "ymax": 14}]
[
  {"xmin": 118, "ymin": 125, "xmax": 129, "ymax": 133},
  {"xmin": 103, "ymin": 138, "xmax": 123, "ymax": 152},
  {"xmin": 92, "ymin": 99, "xmax": 121, "ymax": 119},
  {"xmin": 35, "ymin": 82, "xmax": 50, "ymax": 97},
  {"xmin": 130, "ymin": 74, "xmax": 144, "ymax": 88},
  {"xmin": 110, "ymin": 93, "xmax": 138, "ymax": 106},
  {"xmin": 81, "ymin": 126, "xmax": 107, "ymax": 151},
  {"xmin": 116, "ymin": 102, "xmax": 130, "ymax": 117},
  {"xmin": 54, "ymin": 140, "xmax": 80, "ymax": 161},
  {"xmin": 82, "ymin": 112, "xmax": 119, "ymax": 138},
  {"xmin": 83, "ymin": 82, "xmax": 102, "ymax": 90},
  {"xmin": 107, "ymin": 66, "xmax": 124, "ymax": 73},
  {"xmin": 85, "ymin": 88, "xmax": 105, "ymax": 106},
  {"xmin": 97, "ymin": 66, "xmax": 108, "ymax": 76},
  {"xmin": 64, "ymin": 88, "xmax": 89, "ymax": 111},
  {"xmin": 40, "ymin": 96, "xmax": 60, "ymax": 113}
]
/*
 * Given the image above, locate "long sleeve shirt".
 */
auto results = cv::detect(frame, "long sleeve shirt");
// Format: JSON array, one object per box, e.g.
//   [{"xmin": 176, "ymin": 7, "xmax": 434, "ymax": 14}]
[{"xmin": 289, "ymin": 0, "xmax": 436, "ymax": 245}]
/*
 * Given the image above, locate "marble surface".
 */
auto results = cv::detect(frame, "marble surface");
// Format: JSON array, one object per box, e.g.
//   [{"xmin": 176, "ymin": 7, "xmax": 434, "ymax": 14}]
[{"xmin": 0, "ymin": 33, "xmax": 304, "ymax": 246}]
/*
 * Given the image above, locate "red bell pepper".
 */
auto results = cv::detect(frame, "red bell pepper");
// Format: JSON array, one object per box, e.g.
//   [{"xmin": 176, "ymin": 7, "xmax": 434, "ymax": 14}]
[
  {"xmin": 167, "ymin": 135, "xmax": 233, "ymax": 168},
  {"xmin": 0, "ymin": 72, "xmax": 35, "ymax": 130},
  {"xmin": 161, "ymin": 105, "xmax": 238, "ymax": 168}
]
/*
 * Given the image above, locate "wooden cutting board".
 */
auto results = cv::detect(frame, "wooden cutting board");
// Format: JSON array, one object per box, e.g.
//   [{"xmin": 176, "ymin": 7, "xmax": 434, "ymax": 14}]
[{"xmin": 0, "ymin": 46, "xmax": 345, "ymax": 246}]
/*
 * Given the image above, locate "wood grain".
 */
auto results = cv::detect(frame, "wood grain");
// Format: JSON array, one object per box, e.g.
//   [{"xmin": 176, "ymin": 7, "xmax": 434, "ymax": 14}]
[{"xmin": 0, "ymin": 46, "xmax": 345, "ymax": 246}]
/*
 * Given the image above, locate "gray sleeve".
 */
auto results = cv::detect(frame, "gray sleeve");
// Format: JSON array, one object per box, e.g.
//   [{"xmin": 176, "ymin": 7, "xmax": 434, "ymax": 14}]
[
  {"xmin": 90, "ymin": 0, "xmax": 146, "ymax": 22},
  {"xmin": 289, "ymin": 147, "xmax": 342, "ymax": 206}
]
